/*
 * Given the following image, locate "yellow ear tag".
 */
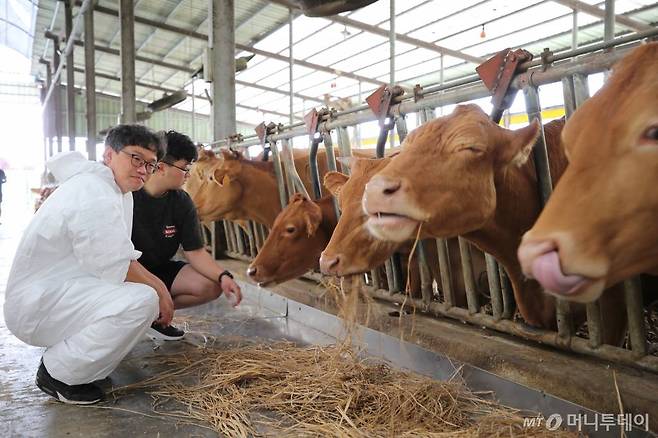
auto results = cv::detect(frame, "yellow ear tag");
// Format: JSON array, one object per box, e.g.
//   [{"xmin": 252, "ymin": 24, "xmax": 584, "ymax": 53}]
[{"xmin": 222, "ymin": 174, "xmax": 231, "ymax": 186}]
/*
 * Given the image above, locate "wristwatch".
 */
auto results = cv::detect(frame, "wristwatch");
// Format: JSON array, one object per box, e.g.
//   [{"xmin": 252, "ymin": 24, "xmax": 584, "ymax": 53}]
[{"xmin": 218, "ymin": 270, "xmax": 234, "ymax": 284}]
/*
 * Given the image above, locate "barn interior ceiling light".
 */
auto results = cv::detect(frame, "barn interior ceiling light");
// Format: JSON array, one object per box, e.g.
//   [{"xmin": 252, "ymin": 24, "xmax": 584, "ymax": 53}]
[{"xmin": 480, "ymin": 24, "xmax": 487, "ymax": 39}]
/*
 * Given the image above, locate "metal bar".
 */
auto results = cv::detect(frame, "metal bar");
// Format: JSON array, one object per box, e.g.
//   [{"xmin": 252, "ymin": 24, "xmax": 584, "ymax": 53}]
[
  {"xmin": 39, "ymin": 59, "xmax": 54, "ymax": 157},
  {"xmin": 395, "ymin": 116, "xmax": 408, "ymax": 143},
  {"xmin": 321, "ymin": 131, "xmax": 340, "ymax": 219},
  {"xmin": 485, "ymin": 253, "xmax": 503, "ymax": 320},
  {"xmin": 561, "ymin": 76, "xmax": 576, "ymax": 119},
  {"xmin": 336, "ymin": 127, "xmax": 352, "ymax": 170},
  {"xmin": 269, "ymin": 140, "xmax": 288, "ymax": 209},
  {"xmin": 308, "ymin": 137, "xmax": 322, "ymax": 199},
  {"xmin": 211, "ymin": 0, "xmax": 236, "ymax": 140},
  {"xmin": 222, "ymin": 220, "xmax": 234, "ymax": 253},
  {"xmin": 65, "ymin": 0, "xmax": 75, "ymax": 150},
  {"xmin": 624, "ymin": 278, "xmax": 648, "ymax": 356},
  {"xmin": 572, "ymin": 73, "xmax": 590, "ymax": 106},
  {"xmin": 571, "ymin": 7, "xmax": 578, "ymax": 50},
  {"xmin": 119, "ymin": 0, "xmax": 136, "ymax": 123},
  {"xmin": 436, "ymin": 238, "xmax": 454, "ymax": 308},
  {"xmin": 89, "ymin": 3, "xmax": 385, "ymax": 86},
  {"xmin": 384, "ymin": 259, "xmax": 396, "ymax": 294},
  {"xmin": 233, "ymin": 222, "xmax": 246, "ymax": 255},
  {"xmin": 51, "ymin": 37, "xmax": 62, "ymax": 152},
  {"xmin": 552, "ymin": 0, "xmax": 650, "ymax": 32},
  {"xmin": 498, "ymin": 265, "xmax": 515, "ymax": 319},
  {"xmin": 416, "ymin": 240, "xmax": 433, "ymax": 307},
  {"xmin": 288, "ymin": 8, "xmax": 294, "ymax": 126},
  {"xmin": 84, "ymin": 2, "xmax": 96, "ymax": 160},
  {"xmin": 281, "ymin": 139, "xmax": 297, "ymax": 199},
  {"xmin": 458, "ymin": 237, "xmax": 479, "ymax": 314},
  {"xmin": 389, "ymin": 0, "xmax": 395, "ymax": 84},
  {"xmin": 247, "ymin": 220, "xmax": 257, "ymax": 257},
  {"xmin": 585, "ymin": 302, "xmax": 603, "ymax": 348},
  {"xmin": 213, "ymin": 42, "xmax": 651, "ymax": 149},
  {"xmin": 368, "ymin": 288, "xmax": 658, "ymax": 374}
]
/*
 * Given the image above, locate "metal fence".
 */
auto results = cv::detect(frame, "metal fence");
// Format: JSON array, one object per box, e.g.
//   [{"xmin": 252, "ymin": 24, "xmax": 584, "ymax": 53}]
[{"xmin": 207, "ymin": 30, "xmax": 658, "ymax": 374}]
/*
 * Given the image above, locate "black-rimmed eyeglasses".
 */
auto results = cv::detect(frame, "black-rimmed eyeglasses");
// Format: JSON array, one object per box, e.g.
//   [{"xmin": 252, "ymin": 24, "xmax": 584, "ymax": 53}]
[
  {"xmin": 121, "ymin": 150, "xmax": 158, "ymax": 174},
  {"xmin": 163, "ymin": 161, "xmax": 192, "ymax": 176}
]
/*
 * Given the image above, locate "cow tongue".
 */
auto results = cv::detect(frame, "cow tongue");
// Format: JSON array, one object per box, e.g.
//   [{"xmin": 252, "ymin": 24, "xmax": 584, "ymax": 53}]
[{"xmin": 531, "ymin": 251, "xmax": 586, "ymax": 295}]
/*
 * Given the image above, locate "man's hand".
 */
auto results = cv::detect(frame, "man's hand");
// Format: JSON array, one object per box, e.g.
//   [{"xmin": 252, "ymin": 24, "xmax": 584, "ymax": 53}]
[
  {"xmin": 155, "ymin": 287, "xmax": 175, "ymax": 325},
  {"xmin": 220, "ymin": 276, "xmax": 242, "ymax": 307}
]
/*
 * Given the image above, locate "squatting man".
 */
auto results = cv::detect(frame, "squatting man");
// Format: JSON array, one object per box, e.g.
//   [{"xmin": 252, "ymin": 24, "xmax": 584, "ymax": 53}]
[{"xmin": 3, "ymin": 125, "xmax": 241, "ymax": 404}]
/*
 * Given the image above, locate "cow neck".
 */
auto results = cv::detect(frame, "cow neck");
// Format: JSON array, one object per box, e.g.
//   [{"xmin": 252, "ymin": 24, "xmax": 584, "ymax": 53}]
[
  {"xmin": 236, "ymin": 159, "xmax": 281, "ymax": 227},
  {"xmin": 316, "ymin": 195, "xmax": 339, "ymax": 235},
  {"xmin": 462, "ymin": 162, "xmax": 558, "ymax": 329}
]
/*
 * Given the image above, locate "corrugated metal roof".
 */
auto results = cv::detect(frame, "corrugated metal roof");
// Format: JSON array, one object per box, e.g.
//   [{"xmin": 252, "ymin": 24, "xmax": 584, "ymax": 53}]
[{"xmin": 29, "ymin": 0, "xmax": 658, "ymax": 131}]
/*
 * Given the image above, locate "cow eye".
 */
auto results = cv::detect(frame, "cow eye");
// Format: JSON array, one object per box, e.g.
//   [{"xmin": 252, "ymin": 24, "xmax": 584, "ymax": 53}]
[
  {"xmin": 642, "ymin": 126, "xmax": 658, "ymax": 143},
  {"xmin": 285, "ymin": 226, "xmax": 296, "ymax": 234},
  {"xmin": 459, "ymin": 146, "xmax": 484, "ymax": 154}
]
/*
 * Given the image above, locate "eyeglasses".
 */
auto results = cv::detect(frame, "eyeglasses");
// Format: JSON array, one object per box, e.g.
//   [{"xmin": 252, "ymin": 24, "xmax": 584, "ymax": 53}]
[
  {"xmin": 121, "ymin": 150, "xmax": 158, "ymax": 174},
  {"xmin": 163, "ymin": 161, "xmax": 192, "ymax": 176}
]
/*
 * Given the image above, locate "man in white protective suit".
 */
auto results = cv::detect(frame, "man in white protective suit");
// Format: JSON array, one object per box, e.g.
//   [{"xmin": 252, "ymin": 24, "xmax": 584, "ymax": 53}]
[{"xmin": 3, "ymin": 125, "xmax": 171, "ymax": 404}]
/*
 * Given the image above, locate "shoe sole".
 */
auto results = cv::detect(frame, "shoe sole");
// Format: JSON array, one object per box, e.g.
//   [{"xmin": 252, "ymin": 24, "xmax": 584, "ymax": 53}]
[
  {"xmin": 145, "ymin": 328, "xmax": 184, "ymax": 341},
  {"xmin": 35, "ymin": 379, "xmax": 102, "ymax": 405}
]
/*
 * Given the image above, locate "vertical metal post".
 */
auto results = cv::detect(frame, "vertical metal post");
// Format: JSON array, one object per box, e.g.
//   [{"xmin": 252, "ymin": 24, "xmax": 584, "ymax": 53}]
[
  {"xmin": 389, "ymin": 0, "xmax": 395, "ymax": 84},
  {"xmin": 41, "ymin": 61, "xmax": 54, "ymax": 157},
  {"xmin": 233, "ymin": 223, "xmax": 245, "ymax": 255},
  {"xmin": 223, "ymin": 220, "xmax": 235, "ymax": 253},
  {"xmin": 498, "ymin": 265, "xmax": 515, "ymax": 319},
  {"xmin": 525, "ymin": 85, "xmax": 575, "ymax": 337},
  {"xmin": 604, "ymin": 0, "xmax": 614, "ymax": 43},
  {"xmin": 191, "ymin": 80, "xmax": 196, "ymax": 140},
  {"xmin": 485, "ymin": 253, "xmax": 503, "ymax": 320},
  {"xmin": 571, "ymin": 9, "xmax": 578, "ymax": 50},
  {"xmin": 52, "ymin": 37, "xmax": 63, "ymax": 153},
  {"xmin": 308, "ymin": 137, "xmax": 323, "ymax": 199},
  {"xmin": 212, "ymin": 221, "xmax": 226, "ymax": 259},
  {"xmin": 246, "ymin": 220, "xmax": 257, "ymax": 257},
  {"xmin": 84, "ymin": 2, "xmax": 96, "ymax": 160},
  {"xmin": 416, "ymin": 240, "xmax": 433, "ymax": 307},
  {"xmin": 624, "ymin": 278, "xmax": 648, "ymax": 356},
  {"xmin": 355, "ymin": 82, "xmax": 362, "ymax": 147},
  {"xmin": 281, "ymin": 138, "xmax": 297, "ymax": 199},
  {"xmin": 211, "ymin": 0, "xmax": 236, "ymax": 140},
  {"xmin": 288, "ymin": 9, "xmax": 294, "ymax": 126},
  {"xmin": 561, "ymin": 76, "xmax": 576, "ymax": 120},
  {"xmin": 65, "ymin": 0, "xmax": 76, "ymax": 150},
  {"xmin": 120, "ymin": 0, "xmax": 136, "ymax": 123},
  {"xmin": 269, "ymin": 140, "xmax": 288, "ymax": 209},
  {"xmin": 336, "ymin": 126, "xmax": 352, "ymax": 172},
  {"xmin": 572, "ymin": 73, "xmax": 590, "ymax": 107},
  {"xmin": 436, "ymin": 238, "xmax": 454, "ymax": 307},
  {"xmin": 458, "ymin": 237, "xmax": 479, "ymax": 314}
]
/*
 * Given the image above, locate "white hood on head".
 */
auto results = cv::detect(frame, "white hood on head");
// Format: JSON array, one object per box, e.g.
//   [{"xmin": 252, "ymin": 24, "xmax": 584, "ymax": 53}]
[{"xmin": 47, "ymin": 151, "xmax": 114, "ymax": 185}]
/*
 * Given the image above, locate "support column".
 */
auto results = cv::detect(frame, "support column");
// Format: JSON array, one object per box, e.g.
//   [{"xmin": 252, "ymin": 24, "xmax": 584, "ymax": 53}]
[
  {"xmin": 65, "ymin": 0, "xmax": 76, "ymax": 150},
  {"xmin": 84, "ymin": 2, "xmax": 97, "ymax": 160},
  {"xmin": 52, "ymin": 37, "xmax": 63, "ymax": 153},
  {"xmin": 389, "ymin": 0, "xmax": 395, "ymax": 84},
  {"xmin": 120, "ymin": 0, "xmax": 136, "ymax": 124},
  {"xmin": 604, "ymin": 0, "xmax": 614, "ymax": 42},
  {"xmin": 288, "ymin": 8, "xmax": 294, "ymax": 126},
  {"xmin": 210, "ymin": 0, "xmax": 236, "ymax": 140}
]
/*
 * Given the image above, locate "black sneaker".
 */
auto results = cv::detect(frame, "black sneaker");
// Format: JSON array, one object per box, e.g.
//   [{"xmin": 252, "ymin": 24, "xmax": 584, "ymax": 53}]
[
  {"xmin": 35, "ymin": 360, "xmax": 104, "ymax": 405},
  {"xmin": 146, "ymin": 322, "xmax": 185, "ymax": 341}
]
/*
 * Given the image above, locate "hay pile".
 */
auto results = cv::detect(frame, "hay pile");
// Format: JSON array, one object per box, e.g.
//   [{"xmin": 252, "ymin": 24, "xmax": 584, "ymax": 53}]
[{"xmin": 115, "ymin": 342, "xmax": 573, "ymax": 437}]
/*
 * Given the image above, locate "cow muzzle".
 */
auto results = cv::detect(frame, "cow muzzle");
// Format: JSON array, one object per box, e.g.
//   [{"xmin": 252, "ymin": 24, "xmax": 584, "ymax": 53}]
[
  {"xmin": 518, "ymin": 236, "xmax": 606, "ymax": 303},
  {"xmin": 319, "ymin": 252, "xmax": 341, "ymax": 276}
]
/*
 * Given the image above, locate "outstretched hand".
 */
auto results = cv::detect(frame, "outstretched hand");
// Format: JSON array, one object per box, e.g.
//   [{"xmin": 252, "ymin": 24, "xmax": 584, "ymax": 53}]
[{"xmin": 221, "ymin": 277, "xmax": 242, "ymax": 307}]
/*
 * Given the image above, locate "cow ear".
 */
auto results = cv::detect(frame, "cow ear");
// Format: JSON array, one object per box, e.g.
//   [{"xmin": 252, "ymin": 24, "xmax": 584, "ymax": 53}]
[
  {"xmin": 323, "ymin": 171, "xmax": 349, "ymax": 197},
  {"xmin": 496, "ymin": 119, "xmax": 541, "ymax": 167},
  {"xmin": 212, "ymin": 163, "xmax": 239, "ymax": 186},
  {"xmin": 303, "ymin": 201, "xmax": 322, "ymax": 236}
]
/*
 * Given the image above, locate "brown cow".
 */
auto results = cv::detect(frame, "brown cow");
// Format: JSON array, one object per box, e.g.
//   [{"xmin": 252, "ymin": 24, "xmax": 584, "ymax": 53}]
[
  {"xmin": 247, "ymin": 194, "xmax": 337, "ymax": 286},
  {"xmin": 185, "ymin": 148, "xmax": 372, "ymax": 228},
  {"xmin": 518, "ymin": 43, "xmax": 658, "ymax": 303},
  {"xmin": 318, "ymin": 157, "xmax": 486, "ymax": 307},
  {"xmin": 361, "ymin": 106, "xmax": 576, "ymax": 329}
]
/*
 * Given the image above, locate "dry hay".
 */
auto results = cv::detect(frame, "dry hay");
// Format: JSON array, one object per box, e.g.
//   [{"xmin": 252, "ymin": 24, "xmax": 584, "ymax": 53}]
[{"xmin": 113, "ymin": 341, "xmax": 575, "ymax": 437}]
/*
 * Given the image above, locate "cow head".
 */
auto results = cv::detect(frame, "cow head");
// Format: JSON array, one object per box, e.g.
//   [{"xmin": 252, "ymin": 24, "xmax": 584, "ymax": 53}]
[
  {"xmin": 363, "ymin": 104, "xmax": 540, "ymax": 243},
  {"xmin": 247, "ymin": 193, "xmax": 329, "ymax": 286},
  {"xmin": 184, "ymin": 149, "xmax": 225, "ymax": 222},
  {"xmin": 518, "ymin": 43, "xmax": 658, "ymax": 303},
  {"xmin": 320, "ymin": 157, "xmax": 399, "ymax": 276}
]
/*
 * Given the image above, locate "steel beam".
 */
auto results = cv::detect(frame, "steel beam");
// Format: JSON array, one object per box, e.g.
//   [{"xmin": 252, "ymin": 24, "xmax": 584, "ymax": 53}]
[
  {"xmin": 552, "ymin": 0, "xmax": 651, "ymax": 32},
  {"xmin": 88, "ymin": 4, "xmax": 385, "ymax": 86},
  {"xmin": 211, "ymin": 0, "xmax": 236, "ymax": 140},
  {"xmin": 84, "ymin": 1, "xmax": 97, "ymax": 159},
  {"xmin": 65, "ymin": 0, "xmax": 76, "ymax": 150},
  {"xmin": 119, "ymin": 0, "xmax": 136, "ymax": 123}
]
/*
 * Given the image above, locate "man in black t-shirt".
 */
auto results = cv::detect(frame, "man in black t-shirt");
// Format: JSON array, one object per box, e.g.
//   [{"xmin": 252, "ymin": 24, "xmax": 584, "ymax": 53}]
[{"xmin": 132, "ymin": 131, "xmax": 242, "ymax": 340}]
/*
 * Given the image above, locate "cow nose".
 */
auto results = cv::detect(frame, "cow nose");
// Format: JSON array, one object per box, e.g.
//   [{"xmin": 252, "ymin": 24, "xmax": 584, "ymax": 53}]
[
  {"xmin": 368, "ymin": 175, "xmax": 401, "ymax": 196},
  {"xmin": 517, "ymin": 237, "xmax": 557, "ymax": 278},
  {"xmin": 319, "ymin": 253, "xmax": 341, "ymax": 275},
  {"xmin": 247, "ymin": 266, "xmax": 257, "ymax": 278}
]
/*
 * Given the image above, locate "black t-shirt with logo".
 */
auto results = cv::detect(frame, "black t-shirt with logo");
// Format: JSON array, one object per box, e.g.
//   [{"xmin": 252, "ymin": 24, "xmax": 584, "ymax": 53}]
[{"xmin": 132, "ymin": 188, "xmax": 204, "ymax": 271}]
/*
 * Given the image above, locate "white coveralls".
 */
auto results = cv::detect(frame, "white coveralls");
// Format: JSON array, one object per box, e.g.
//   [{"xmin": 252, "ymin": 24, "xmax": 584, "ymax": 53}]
[{"xmin": 4, "ymin": 152, "xmax": 159, "ymax": 385}]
